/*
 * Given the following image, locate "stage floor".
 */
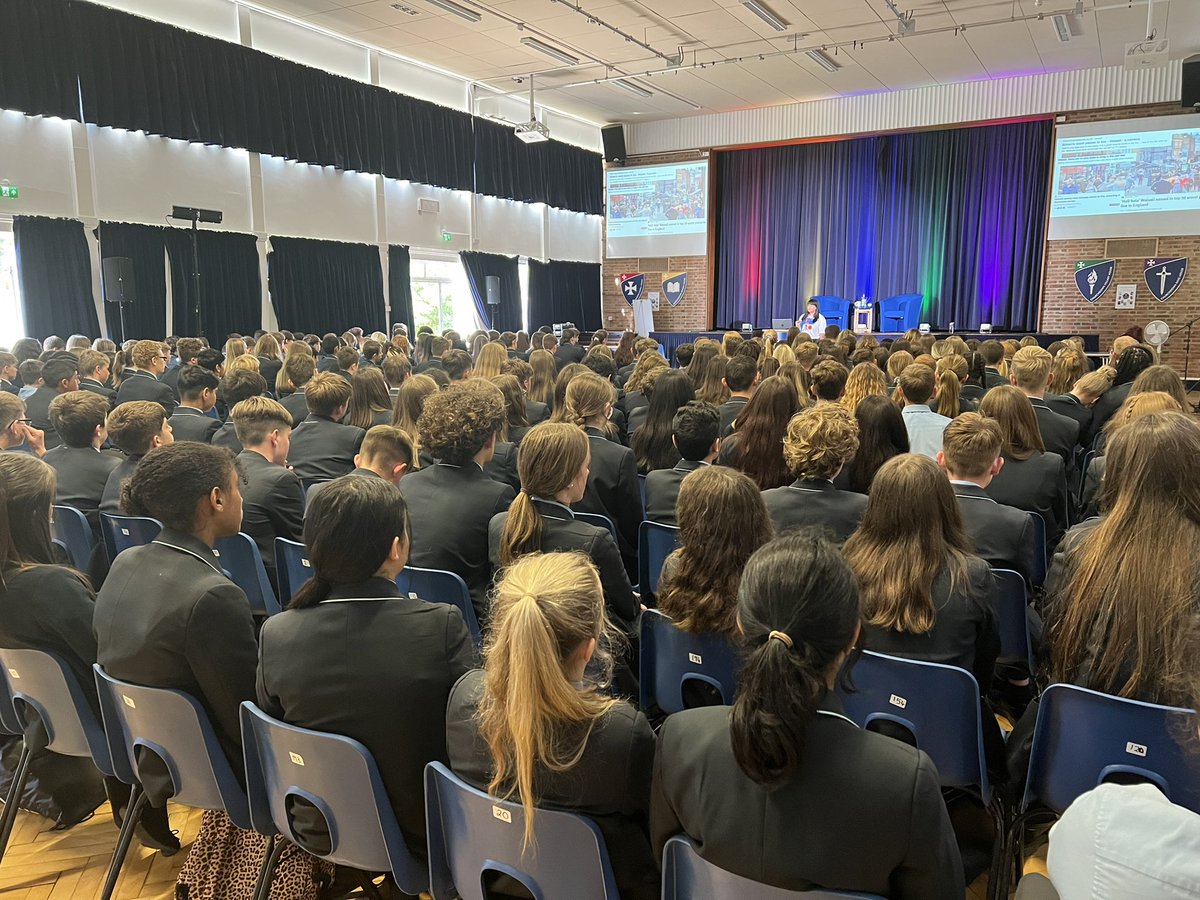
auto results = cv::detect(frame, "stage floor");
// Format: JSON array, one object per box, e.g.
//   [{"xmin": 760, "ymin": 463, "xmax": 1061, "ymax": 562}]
[{"xmin": 650, "ymin": 331, "xmax": 1101, "ymax": 357}]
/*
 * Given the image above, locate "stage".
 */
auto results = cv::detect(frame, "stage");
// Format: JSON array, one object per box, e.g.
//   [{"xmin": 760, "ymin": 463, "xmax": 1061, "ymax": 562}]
[{"xmin": 650, "ymin": 331, "xmax": 1101, "ymax": 358}]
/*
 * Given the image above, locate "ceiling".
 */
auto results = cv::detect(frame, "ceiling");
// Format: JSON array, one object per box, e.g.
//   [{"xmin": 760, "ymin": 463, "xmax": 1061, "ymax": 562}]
[{"xmin": 248, "ymin": 0, "xmax": 1200, "ymax": 124}]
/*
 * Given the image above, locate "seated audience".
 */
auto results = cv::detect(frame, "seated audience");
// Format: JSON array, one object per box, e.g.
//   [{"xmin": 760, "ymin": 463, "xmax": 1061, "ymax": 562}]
[
  {"xmin": 17, "ymin": 359, "xmax": 43, "ymax": 400},
  {"xmin": 306, "ymin": 424, "xmax": 414, "ymax": 509},
  {"xmin": 446, "ymin": 552, "xmax": 658, "ymax": 900},
  {"xmin": 1086, "ymin": 344, "xmax": 1154, "ymax": 442},
  {"xmin": 253, "ymin": 334, "xmax": 284, "ymax": 387},
  {"xmin": 934, "ymin": 355, "xmax": 971, "ymax": 419},
  {"xmin": 553, "ymin": 327, "xmax": 586, "ymax": 368},
  {"xmin": 77, "ymin": 349, "xmax": 116, "ymax": 403},
  {"xmin": 652, "ymin": 531, "xmax": 963, "ymax": 896},
  {"xmin": 392, "ymin": 373, "xmax": 439, "ymax": 463},
  {"xmin": 381, "ymin": 351, "xmax": 410, "ymax": 402},
  {"xmin": 402, "ymin": 380, "xmax": 514, "ymax": 620},
  {"xmin": 500, "ymin": 358, "xmax": 547, "ymax": 425},
  {"xmin": 716, "ymin": 375, "xmax": 798, "ymax": 490},
  {"xmin": 442, "ymin": 348, "xmax": 473, "ymax": 382},
  {"xmin": 0, "ymin": 351, "xmax": 17, "ymax": 394},
  {"xmin": 980, "ymin": 340, "xmax": 1008, "ymax": 388},
  {"xmin": 287, "ymin": 372, "xmax": 365, "ymax": 482},
  {"xmin": 1080, "ymin": 391, "xmax": 1184, "ymax": 518},
  {"xmin": 0, "ymin": 392, "xmax": 45, "ymax": 456},
  {"xmin": 895, "ymin": 364, "xmax": 950, "ymax": 458},
  {"xmin": 492, "ymin": 374, "xmax": 532, "ymax": 445},
  {"xmin": 761, "ymin": 403, "xmax": 866, "ymax": 542},
  {"xmin": 280, "ymin": 353, "xmax": 316, "ymax": 426},
  {"xmin": 24, "ymin": 355, "xmax": 80, "ymax": 450},
  {"xmin": 717, "ymin": 354, "xmax": 758, "ymax": 437},
  {"xmin": 100, "ymin": 401, "xmax": 173, "ymax": 514},
  {"xmin": 489, "ymin": 423, "xmax": 638, "ymax": 633},
  {"xmin": 345, "ymin": 367, "xmax": 394, "ymax": 430},
  {"xmin": 162, "ymin": 338, "xmax": 203, "ymax": 399},
  {"xmin": 1009, "ymin": 347, "xmax": 1079, "ymax": 462},
  {"xmin": 621, "ymin": 351, "xmax": 667, "ymax": 419},
  {"xmin": 644, "ymin": 401, "xmax": 719, "ymax": 526},
  {"xmin": 808, "ymin": 358, "xmax": 848, "ymax": 403},
  {"xmin": 631, "ymin": 370, "xmax": 694, "ymax": 473},
  {"xmin": 335, "ymin": 346, "xmax": 359, "ymax": 379},
  {"xmin": 836, "ymin": 394, "xmax": 909, "ymax": 494},
  {"xmin": 840, "ymin": 361, "xmax": 887, "ymax": 413},
  {"xmin": 114, "ymin": 340, "xmax": 176, "ymax": 415},
  {"xmin": 211, "ymin": 369, "xmax": 269, "ymax": 453},
  {"xmin": 257, "ymin": 475, "xmax": 473, "ymax": 859},
  {"xmin": 1044, "ymin": 364, "xmax": 1114, "ymax": 441},
  {"xmin": 166, "ymin": 365, "xmax": 221, "ymax": 442},
  {"xmin": 43, "ymin": 391, "xmax": 122, "ymax": 527}
]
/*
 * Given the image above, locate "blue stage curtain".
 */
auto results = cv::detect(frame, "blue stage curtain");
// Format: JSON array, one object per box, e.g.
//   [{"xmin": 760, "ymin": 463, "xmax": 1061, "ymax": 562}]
[{"xmin": 715, "ymin": 119, "xmax": 1051, "ymax": 331}]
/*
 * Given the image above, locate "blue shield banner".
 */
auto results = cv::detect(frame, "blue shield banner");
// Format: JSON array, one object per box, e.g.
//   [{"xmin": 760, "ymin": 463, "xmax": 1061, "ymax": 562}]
[
  {"xmin": 662, "ymin": 272, "xmax": 687, "ymax": 307},
  {"xmin": 1143, "ymin": 257, "xmax": 1188, "ymax": 302},
  {"xmin": 619, "ymin": 273, "xmax": 645, "ymax": 305},
  {"xmin": 1073, "ymin": 259, "xmax": 1115, "ymax": 303}
]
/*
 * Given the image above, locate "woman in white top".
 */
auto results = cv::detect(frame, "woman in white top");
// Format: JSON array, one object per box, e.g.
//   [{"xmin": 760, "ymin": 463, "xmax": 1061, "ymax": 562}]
[{"xmin": 797, "ymin": 300, "xmax": 827, "ymax": 339}]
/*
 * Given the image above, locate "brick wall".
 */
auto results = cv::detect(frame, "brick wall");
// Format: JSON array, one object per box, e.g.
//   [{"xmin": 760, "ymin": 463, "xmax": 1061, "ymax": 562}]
[{"xmin": 1041, "ymin": 102, "xmax": 1200, "ymax": 368}]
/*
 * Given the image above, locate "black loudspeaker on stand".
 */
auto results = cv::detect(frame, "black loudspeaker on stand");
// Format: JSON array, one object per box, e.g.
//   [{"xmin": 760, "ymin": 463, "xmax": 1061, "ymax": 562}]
[
  {"xmin": 101, "ymin": 257, "xmax": 136, "ymax": 342},
  {"xmin": 485, "ymin": 275, "xmax": 501, "ymax": 327}
]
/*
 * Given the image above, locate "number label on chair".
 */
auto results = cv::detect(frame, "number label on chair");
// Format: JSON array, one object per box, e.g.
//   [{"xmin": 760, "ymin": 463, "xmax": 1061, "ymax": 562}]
[
  {"xmin": 121, "ymin": 528, "xmax": 131, "ymax": 536},
  {"xmin": 7, "ymin": 669, "xmax": 17, "ymax": 679},
  {"xmin": 889, "ymin": 694, "xmax": 907, "ymax": 709},
  {"xmin": 492, "ymin": 806, "xmax": 512, "ymax": 824},
  {"xmin": 688, "ymin": 652, "xmax": 702, "ymax": 665},
  {"xmin": 122, "ymin": 695, "xmax": 136, "ymax": 709},
  {"xmin": 289, "ymin": 752, "xmax": 305, "ymax": 766},
  {"xmin": 1125, "ymin": 742, "xmax": 1147, "ymax": 757},
  {"xmin": 302, "ymin": 559, "xmax": 311, "ymax": 568}
]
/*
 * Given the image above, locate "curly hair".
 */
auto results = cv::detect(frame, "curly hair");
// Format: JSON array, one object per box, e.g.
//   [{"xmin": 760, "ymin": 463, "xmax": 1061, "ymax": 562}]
[
  {"xmin": 783, "ymin": 402, "xmax": 859, "ymax": 481},
  {"xmin": 416, "ymin": 379, "xmax": 506, "ymax": 466}
]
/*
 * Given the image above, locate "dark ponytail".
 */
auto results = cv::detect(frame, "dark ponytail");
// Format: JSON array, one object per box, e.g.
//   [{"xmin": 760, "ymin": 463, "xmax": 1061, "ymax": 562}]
[{"xmin": 730, "ymin": 531, "xmax": 861, "ymax": 787}]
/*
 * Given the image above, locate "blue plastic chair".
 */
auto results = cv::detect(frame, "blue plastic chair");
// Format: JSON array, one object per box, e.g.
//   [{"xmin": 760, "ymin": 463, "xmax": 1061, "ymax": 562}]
[
  {"xmin": 992, "ymin": 569, "xmax": 1035, "ymax": 671},
  {"xmin": 214, "ymin": 532, "xmax": 281, "ymax": 616},
  {"xmin": 274, "ymin": 537, "xmax": 312, "ymax": 604},
  {"xmin": 637, "ymin": 520, "xmax": 679, "ymax": 604},
  {"xmin": 396, "ymin": 566, "xmax": 482, "ymax": 647},
  {"xmin": 94, "ymin": 664, "xmax": 259, "ymax": 899},
  {"xmin": 662, "ymin": 835, "xmax": 886, "ymax": 899},
  {"xmin": 0, "ymin": 649, "xmax": 115, "ymax": 865},
  {"xmin": 639, "ymin": 610, "xmax": 741, "ymax": 714},
  {"xmin": 51, "ymin": 505, "xmax": 94, "ymax": 570},
  {"xmin": 876, "ymin": 294, "xmax": 923, "ymax": 332},
  {"xmin": 425, "ymin": 761, "xmax": 619, "ymax": 900},
  {"xmin": 809, "ymin": 296, "xmax": 852, "ymax": 331},
  {"xmin": 576, "ymin": 511, "xmax": 618, "ymax": 541},
  {"xmin": 240, "ymin": 702, "xmax": 427, "ymax": 899},
  {"xmin": 1028, "ymin": 512, "xmax": 1048, "ymax": 587},
  {"xmin": 100, "ymin": 513, "xmax": 162, "ymax": 562}
]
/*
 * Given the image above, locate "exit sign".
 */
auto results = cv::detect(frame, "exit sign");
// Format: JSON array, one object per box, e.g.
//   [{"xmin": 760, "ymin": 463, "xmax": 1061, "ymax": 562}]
[
  {"xmin": 0, "ymin": 186, "xmax": 17, "ymax": 199},
  {"xmin": 440, "ymin": 232, "xmax": 453, "ymax": 243}
]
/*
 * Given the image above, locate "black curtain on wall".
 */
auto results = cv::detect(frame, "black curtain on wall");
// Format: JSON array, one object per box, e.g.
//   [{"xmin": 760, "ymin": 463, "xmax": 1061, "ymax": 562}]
[
  {"xmin": 96, "ymin": 222, "xmax": 168, "ymax": 342},
  {"xmin": 0, "ymin": 0, "xmax": 77, "ymax": 120},
  {"xmin": 268, "ymin": 237, "xmax": 385, "ymax": 335},
  {"xmin": 13, "ymin": 217, "xmax": 100, "ymax": 341},
  {"xmin": 388, "ymin": 245, "xmax": 414, "ymax": 336},
  {"xmin": 459, "ymin": 252, "xmax": 522, "ymax": 333},
  {"xmin": 473, "ymin": 118, "xmax": 604, "ymax": 216},
  {"xmin": 527, "ymin": 260, "xmax": 602, "ymax": 332},
  {"xmin": 164, "ymin": 229, "xmax": 262, "ymax": 342}
]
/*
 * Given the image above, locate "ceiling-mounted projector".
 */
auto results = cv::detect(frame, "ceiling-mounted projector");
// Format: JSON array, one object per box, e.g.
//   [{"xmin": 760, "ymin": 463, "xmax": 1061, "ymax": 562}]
[{"xmin": 514, "ymin": 120, "xmax": 551, "ymax": 143}]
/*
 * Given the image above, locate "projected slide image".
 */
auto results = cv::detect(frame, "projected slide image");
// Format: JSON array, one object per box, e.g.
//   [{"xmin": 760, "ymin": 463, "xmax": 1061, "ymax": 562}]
[
  {"xmin": 1050, "ymin": 127, "xmax": 1200, "ymax": 218},
  {"xmin": 607, "ymin": 163, "xmax": 707, "ymax": 237}
]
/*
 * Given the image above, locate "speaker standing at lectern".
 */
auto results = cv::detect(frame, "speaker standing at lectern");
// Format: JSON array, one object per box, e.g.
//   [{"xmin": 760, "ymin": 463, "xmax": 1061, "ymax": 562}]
[{"xmin": 797, "ymin": 300, "xmax": 827, "ymax": 339}]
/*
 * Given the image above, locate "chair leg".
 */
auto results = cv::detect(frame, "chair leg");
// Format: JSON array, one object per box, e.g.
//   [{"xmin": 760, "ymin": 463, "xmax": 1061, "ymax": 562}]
[
  {"xmin": 253, "ymin": 833, "xmax": 288, "ymax": 900},
  {"xmin": 100, "ymin": 785, "xmax": 147, "ymax": 900},
  {"xmin": 0, "ymin": 743, "xmax": 32, "ymax": 864},
  {"xmin": 984, "ymin": 797, "xmax": 1010, "ymax": 900}
]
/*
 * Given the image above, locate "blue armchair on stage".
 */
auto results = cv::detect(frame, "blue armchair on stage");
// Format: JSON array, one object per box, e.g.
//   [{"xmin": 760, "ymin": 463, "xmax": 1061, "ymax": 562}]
[
  {"xmin": 809, "ymin": 296, "xmax": 852, "ymax": 330},
  {"xmin": 877, "ymin": 293, "xmax": 923, "ymax": 332}
]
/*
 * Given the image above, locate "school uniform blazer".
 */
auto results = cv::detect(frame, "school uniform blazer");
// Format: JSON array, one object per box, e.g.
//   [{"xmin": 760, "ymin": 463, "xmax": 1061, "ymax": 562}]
[
  {"xmin": 236, "ymin": 450, "xmax": 305, "ymax": 582},
  {"xmin": 257, "ymin": 357, "xmax": 283, "ymax": 387},
  {"xmin": 626, "ymin": 405, "xmax": 648, "ymax": 436},
  {"xmin": 984, "ymin": 367, "xmax": 1008, "ymax": 389},
  {"xmin": 99, "ymin": 454, "xmax": 142, "ymax": 515},
  {"xmin": 483, "ymin": 440, "xmax": 520, "ymax": 493},
  {"xmin": 554, "ymin": 343, "xmax": 586, "ymax": 369},
  {"xmin": 0, "ymin": 378, "xmax": 17, "ymax": 395},
  {"xmin": 23, "ymin": 385, "xmax": 63, "ymax": 449},
  {"xmin": 573, "ymin": 426, "xmax": 642, "ymax": 569},
  {"xmin": 79, "ymin": 378, "xmax": 116, "ymax": 404},
  {"xmin": 210, "ymin": 423, "xmax": 243, "ymax": 455},
  {"xmin": 1030, "ymin": 398, "xmax": 1080, "ymax": 462},
  {"xmin": 447, "ymin": 669, "xmax": 659, "ymax": 900},
  {"xmin": 488, "ymin": 498, "xmax": 639, "ymax": 628},
  {"xmin": 287, "ymin": 415, "xmax": 366, "ymax": 482},
  {"xmin": 984, "ymin": 451, "xmax": 1067, "ymax": 549},
  {"xmin": 316, "ymin": 354, "xmax": 340, "ymax": 373},
  {"xmin": 114, "ymin": 369, "xmax": 177, "ymax": 416},
  {"xmin": 400, "ymin": 462, "xmax": 515, "ymax": 619},
  {"xmin": 280, "ymin": 388, "xmax": 309, "ymax": 427},
  {"xmin": 167, "ymin": 407, "xmax": 222, "ymax": 443},
  {"xmin": 304, "ymin": 468, "xmax": 380, "ymax": 508},
  {"xmin": 952, "ymin": 482, "xmax": 1038, "ymax": 586},
  {"xmin": 644, "ymin": 459, "xmax": 706, "ymax": 526},
  {"xmin": 960, "ymin": 383, "xmax": 986, "ymax": 404},
  {"xmin": 159, "ymin": 365, "xmax": 183, "ymax": 399},
  {"xmin": 1043, "ymin": 393, "xmax": 1093, "ymax": 444},
  {"xmin": 257, "ymin": 577, "xmax": 474, "ymax": 856},
  {"xmin": 717, "ymin": 396, "xmax": 749, "ymax": 437},
  {"xmin": 43, "ymin": 445, "xmax": 123, "ymax": 524},
  {"xmin": 1086, "ymin": 382, "xmax": 1133, "ymax": 446},
  {"xmin": 621, "ymin": 390, "xmax": 649, "ymax": 419},
  {"xmin": 760, "ymin": 479, "xmax": 868, "ymax": 543},
  {"xmin": 93, "ymin": 528, "xmax": 258, "ymax": 774},
  {"xmin": 651, "ymin": 700, "xmax": 963, "ymax": 898},
  {"xmin": 525, "ymin": 399, "xmax": 549, "ymax": 425}
]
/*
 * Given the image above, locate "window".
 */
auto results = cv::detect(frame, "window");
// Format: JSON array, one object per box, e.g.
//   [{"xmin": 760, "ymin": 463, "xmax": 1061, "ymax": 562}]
[
  {"xmin": 0, "ymin": 229, "xmax": 23, "ymax": 347},
  {"xmin": 409, "ymin": 255, "xmax": 480, "ymax": 335}
]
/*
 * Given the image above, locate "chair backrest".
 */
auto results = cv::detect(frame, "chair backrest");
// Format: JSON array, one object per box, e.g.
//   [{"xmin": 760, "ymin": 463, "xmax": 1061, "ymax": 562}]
[
  {"xmin": 1027, "ymin": 512, "xmax": 1048, "ymax": 587},
  {"xmin": 661, "ymin": 836, "xmax": 885, "ymax": 899},
  {"xmin": 1023, "ymin": 683, "xmax": 1200, "ymax": 816},
  {"xmin": 100, "ymin": 513, "xmax": 162, "ymax": 562},
  {"xmin": 991, "ymin": 569, "xmax": 1034, "ymax": 670},
  {"xmin": 274, "ymin": 537, "xmax": 312, "ymax": 604},
  {"xmin": 239, "ymin": 702, "xmax": 426, "ymax": 894},
  {"xmin": 395, "ymin": 566, "xmax": 482, "ymax": 647},
  {"xmin": 810, "ymin": 296, "xmax": 851, "ymax": 329},
  {"xmin": 0, "ymin": 648, "xmax": 112, "ymax": 773},
  {"xmin": 425, "ymin": 761, "xmax": 619, "ymax": 900},
  {"xmin": 214, "ymin": 532, "xmax": 281, "ymax": 616},
  {"xmin": 836, "ymin": 650, "xmax": 989, "ymax": 802},
  {"xmin": 638, "ymin": 520, "xmax": 680, "ymax": 601},
  {"xmin": 878, "ymin": 294, "xmax": 923, "ymax": 331},
  {"xmin": 639, "ymin": 610, "xmax": 741, "ymax": 714},
  {"xmin": 51, "ymin": 505, "xmax": 94, "ymax": 570},
  {"xmin": 94, "ymin": 665, "xmax": 250, "ymax": 827},
  {"xmin": 575, "ymin": 511, "xmax": 617, "ymax": 541}
]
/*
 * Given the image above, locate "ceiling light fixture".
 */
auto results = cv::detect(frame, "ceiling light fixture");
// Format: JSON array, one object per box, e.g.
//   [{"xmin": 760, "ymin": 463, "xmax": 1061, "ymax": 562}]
[
  {"xmin": 520, "ymin": 37, "xmax": 579, "ymax": 65},
  {"xmin": 804, "ymin": 48, "xmax": 839, "ymax": 72},
  {"xmin": 741, "ymin": 0, "xmax": 788, "ymax": 32},
  {"xmin": 613, "ymin": 78, "xmax": 653, "ymax": 98},
  {"xmin": 1052, "ymin": 13, "xmax": 1071, "ymax": 41},
  {"xmin": 423, "ymin": 0, "xmax": 481, "ymax": 22},
  {"xmin": 882, "ymin": 0, "xmax": 916, "ymax": 35}
]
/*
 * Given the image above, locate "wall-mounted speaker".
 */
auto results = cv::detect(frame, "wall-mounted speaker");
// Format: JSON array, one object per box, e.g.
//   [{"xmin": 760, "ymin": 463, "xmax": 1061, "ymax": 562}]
[
  {"xmin": 485, "ymin": 275, "xmax": 501, "ymax": 306},
  {"xmin": 101, "ymin": 257, "xmax": 136, "ymax": 305},
  {"xmin": 601, "ymin": 124, "xmax": 627, "ymax": 164},
  {"xmin": 1183, "ymin": 54, "xmax": 1200, "ymax": 109}
]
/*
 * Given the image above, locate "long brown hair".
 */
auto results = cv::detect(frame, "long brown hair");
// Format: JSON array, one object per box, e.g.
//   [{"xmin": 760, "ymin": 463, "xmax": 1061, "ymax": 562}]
[
  {"xmin": 841, "ymin": 361, "xmax": 887, "ymax": 412},
  {"xmin": 1050, "ymin": 347, "xmax": 1087, "ymax": 394},
  {"xmin": 346, "ymin": 368, "xmax": 392, "ymax": 430},
  {"xmin": 478, "ymin": 552, "xmax": 619, "ymax": 848},
  {"xmin": 474, "ymin": 342, "xmax": 507, "ymax": 380},
  {"xmin": 391, "ymin": 373, "xmax": 438, "ymax": 452},
  {"xmin": 726, "ymin": 375, "xmax": 797, "ymax": 490},
  {"xmin": 657, "ymin": 466, "xmax": 773, "ymax": 637},
  {"xmin": 625, "ymin": 350, "xmax": 667, "ymax": 393},
  {"xmin": 934, "ymin": 354, "xmax": 967, "ymax": 419},
  {"xmin": 614, "ymin": 331, "xmax": 637, "ymax": 368},
  {"xmin": 1051, "ymin": 412, "xmax": 1200, "ymax": 705},
  {"xmin": 843, "ymin": 454, "xmax": 974, "ymax": 634},
  {"xmin": 1104, "ymin": 390, "xmax": 1188, "ymax": 440},
  {"xmin": 563, "ymin": 373, "xmax": 615, "ymax": 439},
  {"xmin": 491, "ymin": 374, "xmax": 529, "ymax": 438},
  {"xmin": 0, "ymin": 454, "xmax": 66, "ymax": 579},
  {"xmin": 498, "ymin": 424, "xmax": 589, "ymax": 565},
  {"xmin": 978, "ymin": 384, "xmax": 1044, "ymax": 460},
  {"xmin": 549, "ymin": 363, "xmax": 588, "ymax": 423},
  {"xmin": 1127, "ymin": 364, "xmax": 1188, "ymax": 412},
  {"xmin": 528, "ymin": 350, "xmax": 556, "ymax": 407},
  {"xmin": 694, "ymin": 355, "xmax": 729, "ymax": 406}
]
